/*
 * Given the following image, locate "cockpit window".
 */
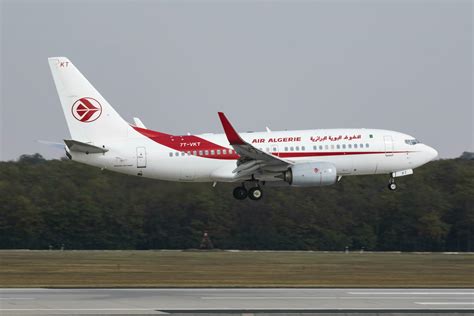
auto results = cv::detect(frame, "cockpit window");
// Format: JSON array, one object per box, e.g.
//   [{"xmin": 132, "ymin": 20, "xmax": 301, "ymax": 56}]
[{"xmin": 405, "ymin": 139, "xmax": 421, "ymax": 145}]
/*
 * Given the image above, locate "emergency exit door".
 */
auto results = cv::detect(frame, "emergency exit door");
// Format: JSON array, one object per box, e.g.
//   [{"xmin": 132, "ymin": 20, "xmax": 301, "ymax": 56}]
[
  {"xmin": 384, "ymin": 136, "xmax": 394, "ymax": 157},
  {"xmin": 136, "ymin": 147, "xmax": 147, "ymax": 168}
]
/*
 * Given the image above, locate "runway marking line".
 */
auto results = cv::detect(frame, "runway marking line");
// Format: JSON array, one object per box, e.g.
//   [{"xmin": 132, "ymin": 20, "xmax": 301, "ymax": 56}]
[
  {"xmin": 200, "ymin": 296, "xmax": 459, "ymax": 300},
  {"xmin": 348, "ymin": 292, "xmax": 474, "ymax": 295},
  {"xmin": 2, "ymin": 307, "xmax": 473, "ymax": 311},
  {"xmin": 0, "ymin": 308, "xmax": 164, "ymax": 311},
  {"xmin": 416, "ymin": 302, "xmax": 474, "ymax": 305}
]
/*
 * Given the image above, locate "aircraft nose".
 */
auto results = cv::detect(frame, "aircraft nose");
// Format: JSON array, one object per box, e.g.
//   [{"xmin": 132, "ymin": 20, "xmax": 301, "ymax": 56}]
[{"xmin": 426, "ymin": 145, "xmax": 438, "ymax": 161}]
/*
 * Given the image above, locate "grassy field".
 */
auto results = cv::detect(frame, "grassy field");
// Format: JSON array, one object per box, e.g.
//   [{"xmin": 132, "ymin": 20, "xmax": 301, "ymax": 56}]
[{"xmin": 0, "ymin": 250, "xmax": 473, "ymax": 288}]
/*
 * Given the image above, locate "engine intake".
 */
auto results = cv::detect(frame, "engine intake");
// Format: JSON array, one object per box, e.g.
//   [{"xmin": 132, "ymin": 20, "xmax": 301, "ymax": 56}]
[{"xmin": 283, "ymin": 162, "xmax": 337, "ymax": 187}]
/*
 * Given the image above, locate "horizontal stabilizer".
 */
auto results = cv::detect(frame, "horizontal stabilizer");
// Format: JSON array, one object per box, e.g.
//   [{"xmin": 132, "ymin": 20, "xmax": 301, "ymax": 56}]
[
  {"xmin": 64, "ymin": 139, "xmax": 108, "ymax": 153},
  {"xmin": 37, "ymin": 140, "xmax": 65, "ymax": 150}
]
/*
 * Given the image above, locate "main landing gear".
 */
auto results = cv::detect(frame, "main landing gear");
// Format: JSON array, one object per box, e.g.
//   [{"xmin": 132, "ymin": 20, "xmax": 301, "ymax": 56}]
[
  {"xmin": 233, "ymin": 184, "xmax": 263, "ymax": 201},
  {"xmin": 388, "ymin": 177, "xmax": 397, "ymax": 191}
]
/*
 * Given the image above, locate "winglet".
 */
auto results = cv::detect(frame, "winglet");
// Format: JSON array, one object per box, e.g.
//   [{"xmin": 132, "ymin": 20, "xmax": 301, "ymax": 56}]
[{"xmin": 218, "ymin": 112, "xmax": 245, "ymax": 145}]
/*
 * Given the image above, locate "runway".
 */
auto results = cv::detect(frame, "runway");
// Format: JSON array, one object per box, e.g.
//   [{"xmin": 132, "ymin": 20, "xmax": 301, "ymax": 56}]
[{"xmin": 0, "ymin": 288, "xmax": 473, "ymax": 315}]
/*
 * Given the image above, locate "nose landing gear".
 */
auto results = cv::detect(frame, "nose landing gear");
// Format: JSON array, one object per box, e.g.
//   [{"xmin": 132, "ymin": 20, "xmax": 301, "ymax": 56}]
[{"xmin": 388, "ymin": 178, "xmax": 397, "ymax": 191}]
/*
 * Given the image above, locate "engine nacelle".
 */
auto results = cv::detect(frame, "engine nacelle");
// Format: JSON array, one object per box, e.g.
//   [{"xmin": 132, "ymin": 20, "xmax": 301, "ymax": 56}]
[{"xmin": 283, "ymin": 162, "xmax": 337, "ymax": 187}]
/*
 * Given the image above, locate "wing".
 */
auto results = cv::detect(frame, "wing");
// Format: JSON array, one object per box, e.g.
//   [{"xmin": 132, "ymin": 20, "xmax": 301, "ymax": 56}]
[{"xmin": 218, "ymin": 112, "xmax": 291, "ymax": 178}]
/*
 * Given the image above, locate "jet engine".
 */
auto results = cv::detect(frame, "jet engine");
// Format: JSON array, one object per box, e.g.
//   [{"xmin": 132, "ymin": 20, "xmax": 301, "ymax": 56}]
[{"xmin": 282, "ymin": 162, "xmax": 337, "ymax": 187}]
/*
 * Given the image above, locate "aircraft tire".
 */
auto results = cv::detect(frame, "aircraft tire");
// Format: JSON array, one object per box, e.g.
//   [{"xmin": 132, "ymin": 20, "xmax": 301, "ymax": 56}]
[
  {"xmin": 233, "ymin": 186, "xmax": 248, "ymax": 200},
  {"xmin": 248, "ymin": 187, "xmax": 263, "ymax": 201}
]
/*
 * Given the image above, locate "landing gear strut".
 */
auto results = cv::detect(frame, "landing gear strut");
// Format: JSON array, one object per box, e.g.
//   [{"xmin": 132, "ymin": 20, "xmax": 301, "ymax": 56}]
[
  {"xmin": 233, "ymin": 184, "xmax": 263, "ymax": 201},
  {"xmin": 388, "ymin": 178, "xmax": 397, "ymax": 191}
]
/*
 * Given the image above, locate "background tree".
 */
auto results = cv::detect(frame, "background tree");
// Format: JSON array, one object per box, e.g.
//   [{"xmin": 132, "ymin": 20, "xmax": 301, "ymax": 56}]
[{"xmin": 0, "ymin": 154, "xmax": 472, "ymax": 251}]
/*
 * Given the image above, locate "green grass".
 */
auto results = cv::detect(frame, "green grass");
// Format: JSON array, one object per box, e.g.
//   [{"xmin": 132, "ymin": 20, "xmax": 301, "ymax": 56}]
[{"xmin": 0, "ymin": 250, "xmax": 473, "ymax": 288}]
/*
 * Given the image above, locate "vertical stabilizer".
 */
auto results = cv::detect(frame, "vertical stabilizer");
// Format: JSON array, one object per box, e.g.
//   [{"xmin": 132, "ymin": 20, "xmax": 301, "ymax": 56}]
[{"xmin": 48, "ymin": 57, "xmax": 132, "ymax": 142}]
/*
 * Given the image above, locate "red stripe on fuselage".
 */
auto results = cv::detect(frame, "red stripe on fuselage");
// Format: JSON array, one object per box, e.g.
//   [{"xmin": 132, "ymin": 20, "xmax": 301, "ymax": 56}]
[
  {"xmin": 132, "ymin": 126, "xmax": 239, "ymax": 159},
  {"xmin": 132, "ymin": 126, "xmax": 411, "ymax": 160},
  {"xmin": 278, "ymin": 151, "xmax": 410, "ymax": 158}
]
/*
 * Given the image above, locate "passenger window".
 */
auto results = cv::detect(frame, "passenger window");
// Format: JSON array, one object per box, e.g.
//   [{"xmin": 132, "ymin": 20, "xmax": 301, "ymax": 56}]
[
  {"xmin": 348, "ymin": 144, "xmax": 352, "ymax": 149},
  {"xmin": 211, "ymin": 150, "xmax": 215, "ymax": 155},
  {"xmin": 331, "ymin": 145, "xmax": 334, "ymax": 150},
  {"xmin": 360, "ymin": 143, "xmax": 363, "ymax": 148},
  {"xmin": 313, "ymin": 146, "xmax": 317, "ymax": 150},
  {"xmin": 342, "ymin": 144, "xmax": 346, "ymax": 149},
  {"xmin": 199, "ymin": 150, "xmax": 203, "ymax": 155},
  {"xmin": 354, "ymin": 144, "xmax": 358, "ymax": 149},
  {"xmin": 217, "ymin": 150, "xmax": 221, "ymax": 155},
  {"xmin": 325, "ymin": 145, "xmax": 328, "ymax": 150},
  {"xmin": 366, "ymin": 143, "xmax": 369, "ymax": 148},
  {"xmin": 169, "ymin": 152, "xmax": 173, "ymax": 157},
  {"xmin": 319, "ymin": 145, "xmax": 323, "ymax": 150},
  {"xmin": 193, "ymin": 150, "xmax": 197, "ymax": 155},
  {"xmin": 290, "ymin": 146, "xmax": 294, "ymax": 151},
  {"xmin": 229, "ymin": 149, "xmax": 233, "ymax": 154},
  {"xmin": 295, "ymin": 146, "xmax": 299, "ymax": 151},
  {"xmin": 181, "ymin": 152, "xmax": 185, "ymax": 156},
  {"xmin": 302, "ymin": 146, "xmax": 305, "ymax": 151},
  {"xmin": 285, "ymin": 147, "xmax": 288, "ymax": 151},
  {"xmin": 337, "ymin": 144, "xmax": 340, "ymax": 149},
  {"xmin": 205, "ymin": 150, "xmax": 209, "ymax": 155},
  {"xmin": 223, "ymin": 149, "xmax": 227, "ymax": 155}
]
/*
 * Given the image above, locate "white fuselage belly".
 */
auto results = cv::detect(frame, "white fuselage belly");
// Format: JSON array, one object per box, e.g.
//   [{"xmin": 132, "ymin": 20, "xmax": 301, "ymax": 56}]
[{"xmin": 71, "ymin": 128, "xmax": 434, "ymax": 183}]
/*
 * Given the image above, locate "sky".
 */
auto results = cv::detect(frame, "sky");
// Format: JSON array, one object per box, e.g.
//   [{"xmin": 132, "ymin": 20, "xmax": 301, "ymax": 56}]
[{"xmin": 1, "ymin": 0, "xmax": 472, "ymax": 161}]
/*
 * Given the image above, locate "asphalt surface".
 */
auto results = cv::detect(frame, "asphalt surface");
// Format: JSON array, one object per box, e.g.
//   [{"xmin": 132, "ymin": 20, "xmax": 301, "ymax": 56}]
[{"xmin": 0, "ymin": 288, "xmax": 473, "ymax": 315}]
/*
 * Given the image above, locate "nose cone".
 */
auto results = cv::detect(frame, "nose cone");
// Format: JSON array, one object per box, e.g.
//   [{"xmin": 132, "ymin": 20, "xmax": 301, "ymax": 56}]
[{"xmin": 426, "ymin": 145, "xmax": 438, "ymax": 161}]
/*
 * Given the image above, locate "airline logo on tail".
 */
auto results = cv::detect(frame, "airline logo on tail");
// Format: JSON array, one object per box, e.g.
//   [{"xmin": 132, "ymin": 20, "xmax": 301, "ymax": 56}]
[{"xmin": 71, "ymin": 97, "xmax": 102, "ymax": 122}]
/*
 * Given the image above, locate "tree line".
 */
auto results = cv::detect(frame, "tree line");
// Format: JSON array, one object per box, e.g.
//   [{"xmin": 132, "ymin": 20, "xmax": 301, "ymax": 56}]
[{"xmin": 0, "ymin": 153, "xmax": 473, "ymax": 251}]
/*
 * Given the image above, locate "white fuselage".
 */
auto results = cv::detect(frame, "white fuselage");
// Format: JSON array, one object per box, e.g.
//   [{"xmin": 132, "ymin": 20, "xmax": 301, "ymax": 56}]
[{"xmin": 70, "ymin": 127, "xmax": 438, "ymax": 183}]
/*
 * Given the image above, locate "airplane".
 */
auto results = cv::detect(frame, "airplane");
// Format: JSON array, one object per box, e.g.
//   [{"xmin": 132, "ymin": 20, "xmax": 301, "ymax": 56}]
[{"xmin": 48, "ymin": 57, "xmax": 438, "ymax": 201}]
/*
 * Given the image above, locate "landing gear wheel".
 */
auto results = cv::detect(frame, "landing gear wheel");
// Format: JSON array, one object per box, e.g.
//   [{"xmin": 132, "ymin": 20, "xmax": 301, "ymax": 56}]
[
  {"xmin": 388, "ymin": 179, "xmax": 397, "ymax": 191},
  {"xmin": 233, "ymin": 186, "xmax": 248, "ymax": 200},
  {"xmin": 248, "ymin": 187, "xmax": 263, "ymax": 201}
]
